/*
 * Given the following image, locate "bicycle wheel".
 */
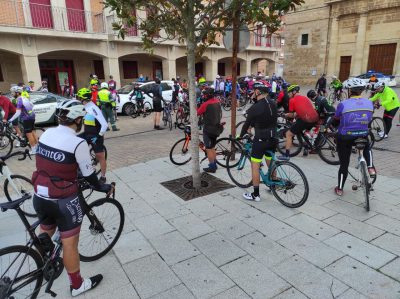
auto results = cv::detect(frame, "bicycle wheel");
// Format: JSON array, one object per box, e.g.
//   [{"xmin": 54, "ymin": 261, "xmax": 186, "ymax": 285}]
[
  {"xmin": 369, "ymin": 117, "xmax": 385, "ymax": 142},
  {"xmin": 317, "ymin": 132, "xmax": 340, "ymax": 165},
  {"xmin": 0, "ymin": 245, "xmax": 44, "ymax": 299},
  {"xmin": 169, "ymin": 137, "xmax": 191, "ymax": 165},
  {"xmin": 226, "ymin": 150, "xmax": 252, "ymax": 188},
  {"xmin": 0, "ymin": 134, "xmax": 13, "ymax": 156},
  {"xmin": 277, "ymin": 124, "xmax": 303, "ymax": 157},
  {"xmin": 90, "ymin": 145, "xmax": 108, "ymax": 176},
  {"xmin": 328, "ymin": 93, "xmax": 335, "ymax": 105},
  {"xmin": 143, "ymin": 101, "xmax": 152, "ymax": 116},
  {"xmin": 4, "ymin": 175, "xmax": 36, "ymax": 217},
  {"xmin": 221, "ymin": 97, "xmax": 231, "ymax": 111},
  {"xmin": 168, "ymin": 113, "xmax": 173, "ymax": 131},
  {"xmin": 214, "ymin": 138, "xmax": 241, "ymax": 168},
  {"xmin": 79, "ymin": 198, "xmax": 124, "ymax": 262},
  {"xmin": 270, "ymin": 161, "xmax": 309, "ymax": 208},
  {"xmin": 359, "ymin": 161, "xmax": 370, "ymax": 211},
  {"xmin": 236, "ymin": 121, "xmax": 254, "ymax": 136}
]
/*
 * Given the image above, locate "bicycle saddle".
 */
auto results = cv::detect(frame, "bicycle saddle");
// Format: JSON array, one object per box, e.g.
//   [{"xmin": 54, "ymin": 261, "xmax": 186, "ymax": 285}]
[
  {"xmin": 0, "ymin": 194, "xmax": 32, "ymax": 212},
  {"xmin": 354, "ymin": 138, "xmax": 368, "ymax": 150}
]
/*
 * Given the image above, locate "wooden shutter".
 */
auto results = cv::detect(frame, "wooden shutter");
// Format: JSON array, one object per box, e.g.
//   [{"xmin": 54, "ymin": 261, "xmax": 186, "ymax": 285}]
[
  {"xmin": 66, "ymin": 0, "xmax": 86, "ymax": 32},
  {"xmin": 30, "ymin": 0, "xmax": 53, "ymax": 28}
]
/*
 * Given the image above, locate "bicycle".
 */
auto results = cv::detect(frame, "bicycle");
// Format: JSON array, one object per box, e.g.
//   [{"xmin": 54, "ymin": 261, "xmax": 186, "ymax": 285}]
[
  {"xmin": 328, "ymin": 88, "xmax": 347, "ymax": 104},
  {"xmin": 175, "ymin": 99, "xmax": 190, "ymax": 130},
  {"xmin": 169, "ymin": 124, "xmax": 240, "ymax": 167},
  {"xmin": 0, "ymin": 149, "xmax": 35, "ymax": 217},
  {"xmin": 126, "ymin": 99, "xmax": 152, "ymax": 119},
  {"xmin": 162, "ymin": 101, "xmax": 173, "ymax": 131},
  {"xmin": 87, "ymin": 141, "xmax": 108, "ymax": 176},
  {"xmin": 226, "ymin": 135, "xmax": 309, "ymax": 208},
  {"xmin": 0, "ymin": 180, "xmax": 124, "ymax": 299}
]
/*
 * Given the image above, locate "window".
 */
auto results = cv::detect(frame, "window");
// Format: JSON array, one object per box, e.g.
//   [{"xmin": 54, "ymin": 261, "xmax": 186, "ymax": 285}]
[
  {"xmin": 140, "ymin": 83, "xmax": 155, "ymax": 94},
  {"xmin": 93, "ymin": 60, "xmax": 105, "ymax": 79},
  {"xmin": 0, "ymin": 64, "xmax": 4, "ymax": 82},
  {"xmin": 118, "ymin": 84, "xmax": 135, "ymax": 94},
  {"xmin": 218, "ymin": 63, "xmax": 225, "ymax": 76},
  {"xmin": 31, "ymin": 95, "xmax": 57, "ymax": 104},
  {"xmin": 161, "ymin": 83, "xmax": 172, "ymax": 91},
  {"xmin": 122, "ymin": 61, "xmax": 138, "ymax": 79},
  {"xmin": 255, "ymin": 25, "xmax": 262, "ymax": 46},
  {"xmin": 301, "ymin": 34, "xmax": 308, "ymax": 46}
]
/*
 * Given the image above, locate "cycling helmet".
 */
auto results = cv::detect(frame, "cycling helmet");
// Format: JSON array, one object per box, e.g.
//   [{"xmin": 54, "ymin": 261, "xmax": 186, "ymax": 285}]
[
  {"xmin": 332, "ymin": 75, "xmax": 337, "ymax": 80},
  {"xmin": 307, "ymin": 90, "xmax": 317, "ymax": 99},
  {"xmin": 10, "ymin": 86, "xmax": 23, "ymax": 94},
  {"xmin": 76, "ymin": 87, "xmax": 92, "ymax": 101},
  {"xmin": 282, "ymin": 82, "xmax": 289, "ymax": 89},
  {"xmin": 92, "ymin": 74, "xmax": 98, "ymax": 79},
  {"xmin": 374, "ymin": 81, "xmax": 385, "ymax": 89},
  {"xmin": 287, "ymin": 84, "xmax": 300, "ymax": 93},
  {"xmin": 201, "ymin": 87, "xmax": 215, "ymax": 100},
  {"xmin": 253, "ymin": 82, "xmax": 269, "ymax": 93},
  {"xmin": 100, "ymin": 82, "xmax": 109, "ymax": 89},
  {"xmin": 56, "ymin": 99, "xmax": 85, "ymax": 122},
  {"xmin": 343, "ymin": 78, "xmax": 366, "ymax": 89}
]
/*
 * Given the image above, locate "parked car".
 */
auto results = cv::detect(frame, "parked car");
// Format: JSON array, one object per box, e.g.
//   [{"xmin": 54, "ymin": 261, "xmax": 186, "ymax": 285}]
[
  {"xmin": 117, "ymin": 80, "xmax": 182, "ymax": 114},
  {"xmin": 354, "ymin": 70, "xmax": 397, "ymax": 87}
]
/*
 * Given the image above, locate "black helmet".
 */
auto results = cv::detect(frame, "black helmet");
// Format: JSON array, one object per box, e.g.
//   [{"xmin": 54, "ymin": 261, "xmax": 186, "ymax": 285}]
[
  {"xmin": 307, "ymin": 90, "xmax": 317, "ymax": 99},
  {"xmin": 253, "ymin": 82, "xmax": 269, "ymax": 93},
  {"xmin": 201, "ymin": 87, "xmax": 215, "ymax": 100}
]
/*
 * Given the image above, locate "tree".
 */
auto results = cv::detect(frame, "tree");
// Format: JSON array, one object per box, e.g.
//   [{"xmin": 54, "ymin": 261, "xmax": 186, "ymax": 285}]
[{"xmin": 105, "ymin": 0, "xmax": 303, "ymax": 189}]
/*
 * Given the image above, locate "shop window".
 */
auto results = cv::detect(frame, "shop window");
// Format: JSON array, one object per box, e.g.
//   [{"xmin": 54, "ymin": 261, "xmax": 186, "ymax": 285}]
[
  {"xmin": 93, "ymin": 60, "xmax": 105, "ymax": 79},
  {"xmin": 0, "ymin": 64, "xmax": 3, "ymax": 82},
  {"xmin": 218, "ymin": 63, "xmax": 225, "ymax": 76},
  {"xmin": 301, "ymin": 34, "xmax": 308, "ymax": 46},
  {"xmin": 122, "ymin": 61, "xmax": 138, "ymax": 79}
]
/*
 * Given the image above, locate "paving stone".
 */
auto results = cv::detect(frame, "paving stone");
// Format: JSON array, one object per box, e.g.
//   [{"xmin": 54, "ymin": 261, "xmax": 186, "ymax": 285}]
[
  {"xmin": 326, "ymin": 256, "xmax": 400, "ymax": 299},
  {"xmin": 298, "ymin": 203, "xmax": 338, "ymax": 221},
  {"xmin": 370, "ymin": 200, "xmax": 400, "ymax": 221},
  {"xmin": 134, "ymin": 213, "xmax": 175, "ymax": 238},
  {"xmin": 278, "ymin": 231, "xmax": 344, "ymax": 268},
  {"xmin": 149, "ymin": 231, "xmax": 200, "ymax": 265},
  {"xmin": 247, "ymin": 199, "xmax": 300, "ymax": 220},
  {"xmin": 272, "ymin": 288, "xmax": 308, "ymax": 299},
  {"xmin": 371, "ymin": 232, "xmax": 400, "ymax": 256},
  {"xmin": 234, "ymin": 232, "xmax": 294, "ymax": 267},
  {"xmin": 124, "ymin": 198, "xmax": 157, "ymax": 221},
  {"xmin": 272, "ymin": 255, "xmax": 349, "ymax": 299},
  {"xmin": 147, "ymin": 198, "xmax": 191, "ymax": 219},
  {"xmin": 211, "ymin": 286, "xmax": 251, "ymax": 299},
  {"xmin": 191, "ymin": 232, "xmax": 246, "ymax": 266},
  {"xmin": 221, "ymin": 256, "xmax": 290, "ymax": 299},
  {"xmin": 85, "ymin": 283, "xmax": 140, "ymax": 299},
  {"xmin": 324, "ymin": 232, "xmax": 396, "ymax": 269},
  {"xmin": 172, "ymin": 255, "xmax": 234, "ymax": 299},
  {"xmin": 336, "ymin": 288, "xmax": 368, "ymax": 299},
  {"xmin": 324, "ymin": 213, "xmax": 385, "ymax": 241},
  {"xmin": 149, "ymin": 284, "xmax": 195, "ymax": 299},
  {"xmin": 366, "ymin": 214, "xmax": 400, "ymax": 236},
  {"xmin": 185, "ymin": 198, "xmax": 227, "ymax": 220},
  {"xmin": 168, "ymin": 213, "xmax": 214, "ymax": 240},
  {"xmin": 123, "ymin": 254, "xmax": 181, "ymax": 299},
  {"xmin": 380, "ymin": 258, "xmax": 400, "ymax": 282},
  {"xmin": 243, "ymin": 214, "xmax": 296, "ymax": 241},
  {"xmin": 284, "ymin": 213, "xmax": 340, "ymax": 241},
  {"xmin": 113, "ymin": 230, "xmax": 155, "ymax": 264},
  {"xmin": 207, "ymin": 194, "xmax": 263, "ymax": 220},
  {"xmin": 323, "ymin": 200, "xmax": 376, "ymax": 221},
  {"xmin": 206, "ymin": 213, "xmax": 256, "ymax": 240}
]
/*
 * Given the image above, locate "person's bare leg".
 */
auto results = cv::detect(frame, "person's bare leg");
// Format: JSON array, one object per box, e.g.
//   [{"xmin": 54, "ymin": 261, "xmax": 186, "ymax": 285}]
[
  {"xmin": 251, "ymin": 161, "xmax": 260, "ymax": 187},
  {"xmin": 62, "ymin": 235, "xmax": 80, "ymax": 273},
  {"xmin": 285, "ymin": 130, "xmax": 294, "ymax": 151},
  {"xmin": 26, "ymin": 132, "xmax": 36, "ymax": 147},
  {"xmin": 206, "ymin": 148, "xmax": 216, "ymax": 163}
]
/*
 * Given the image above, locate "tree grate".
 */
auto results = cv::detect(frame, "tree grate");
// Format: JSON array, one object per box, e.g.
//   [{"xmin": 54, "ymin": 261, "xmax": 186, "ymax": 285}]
[{"xmin": 160, "ymin": 173, "xmax": 235, "ymax": 201}]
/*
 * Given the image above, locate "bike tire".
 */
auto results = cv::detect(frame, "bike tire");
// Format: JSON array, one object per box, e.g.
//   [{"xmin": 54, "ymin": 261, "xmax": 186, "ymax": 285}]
[
  {"xmin": 169, "ymin": 137, "xmax": 191, "ymax": 165},
  {"xmin": 270, "ymin": 161, "xmax": 309, "ymax": 208},
  {"xmin": 0, "ymin": 134, "xmax": 13, "ymax": 156},
  {"xmin": 221, "ymin": 97, "xmax": 232, "ymax": 111},
  {"xmin": 90, "ymin": 145, "xmax": 108, "ymax": 176},
  {"xmin": 359, "ymin": 161, "xmax": 370, "ymax": 212},
  {"xmin": 226, "ymin": 150, "xmax": 252, "ymax": 188},
  {"xmin": 277, "ymin": 124, "xmax": 303, "ymax": 157},
  {"xmin": 214, "ymin": 138, "xmax": 241, "ymax": 168},
  {"xmin": 4, "ymin": 175, "xmax": 36, "ymax": 217},
  {"xmin": 0, "ymin": 245, "xmax": 44, "ymax": 299},
  {"xmin": 317, "ymin": 132, "xmax": 340, "ymax": 165},
  {"xmin": 370, "ymin": 117, "xmax": 385, "ymax": 142},
  {"xmin": 168, "ymin": 114, "xmax": 173, "ymax": 131},
  {"xmin": 143, "ymin": 101, "xmax": 152, "ymax": 116},
  {"xmin": 79, "ymin": 198, "xmax": 124, "ymax": 262}
]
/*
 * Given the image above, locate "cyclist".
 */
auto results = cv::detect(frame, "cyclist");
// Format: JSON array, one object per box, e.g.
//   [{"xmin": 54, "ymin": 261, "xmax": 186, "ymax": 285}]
[
  {"xmin": 151, "ymin": 78, "xmax": 164, "ymax": 130},
  {"xmin": 369, "ymin": 82, "xmax": 400, "ymax": 138},
  {"xmin": 172, "ymin": 79, "xmax": 180, "ymax": 104},
  {"xmin": 17, "ymin": 83, "xmax": 30, "ymax": 99},
  {"xmin": 8, "ymin": 86, "xmax": 38, "ymax": 154},
  {"xmin": 130, "ymin": 83, "xmax": 145, "ymax": 113},
  {"xmin": 333, "ymin": 78, "xmax": 375, "ymax": 196},
  {"xmin": 89, "ymin": 74, "xmax": 99, "ymax": 87},
  {"xmin": 26, "ymin": 81, "xmax": 35, "ymax": 92},
  {"xmin": 197, "ymin": 88, "xmax": 223, "ymax": 173},
  {"xmin": 97, "ymin": 82, "xmax": 119, "ymax": 131},
  {"xmin": 0, "ymin": 93, "xmax": 16, "ymax": 124},
  {"xmin": 76, "ymin": 88, "xmax": 108, "ymax": 183},
  {"xmin": 278, "ymin": 85, "xmax": 319, "ymax": 161},
  {"xmin": 107, "ymin": 75, "xmax": 117, "ymax": 92},
  {"xmin": 213, "ymin": 75, "xmax": 224, "ymax": 95},
  {"xmin": 330, "ymin": 75, "xmax": 343, "ymax": 98},
  {"xmin": 32, "ymin": 99, "xmax": 110, "ymax": 297},
  {"xmin": 315, "ymin": 74, "xmax": 327, "ymax": 96},
  {"xmin": 238, "ymin": 82, "xmax": 278, "ymax": 202},
  {"xmin": 276, "ymin": 82, "xmax": 290, "ymax": 112},
  {"xmin": 306, "ymin": 89, "xmax": 335, "ymax": 123}
]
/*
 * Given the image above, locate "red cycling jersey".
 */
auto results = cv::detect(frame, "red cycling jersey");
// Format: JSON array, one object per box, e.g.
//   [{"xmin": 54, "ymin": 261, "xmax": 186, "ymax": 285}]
[{"xmin": 289, "ymin": 94, "xmax": 319, "ymax": 123}]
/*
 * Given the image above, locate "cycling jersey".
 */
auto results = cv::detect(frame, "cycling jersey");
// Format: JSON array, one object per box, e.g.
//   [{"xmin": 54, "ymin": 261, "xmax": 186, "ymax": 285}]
[
  {"xmin": 277, "ymin": 90, "xmax": 289, "ymax": 112},
  {"xmin": 197, "ymin": 98, "xmax": 222, "ymax": 137},
  {"xmin": 314, "ymin": 95, "xmax": 335, "ymax": 118},
  {"xmin": 240, "ymin": 97, "xmax": 277, "ymax": 140},
  {"xmin": 335, "ymin": 96, "xmax": 373, "ymax": 137},
  {"xmin": 11, "ymin": 96, "xmax": 35, "ymax": 121},
  {"xmin": 83, "ymin": 101, "xmax": 108, "ymax": 136},
  {"xmin": 32, "ymin": 125, "xmax": 94, "ymax": 199},
  {"xmin": 289, "ymin": 95, "xmax": 319, "ymax": 123},
  {"xmin": 331, "ymin": 79, "xmax": 343, "ymax": 90},
  {"xmin": 315, "ymin": 77, "xmax": 327, "ymax": 89},
  {"xmin": 370, "ymin": 86, "xmax": 400, "ymax": 112},
  {"xmin": 0, "ymin": 95, "xmax": 16, "ymax": 120}
]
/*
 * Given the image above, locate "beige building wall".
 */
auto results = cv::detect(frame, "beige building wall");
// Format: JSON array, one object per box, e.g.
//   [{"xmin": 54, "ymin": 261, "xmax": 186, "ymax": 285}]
[{"xmin": 0, "ymin": 52, "xmax": 23, "ymax": 91}]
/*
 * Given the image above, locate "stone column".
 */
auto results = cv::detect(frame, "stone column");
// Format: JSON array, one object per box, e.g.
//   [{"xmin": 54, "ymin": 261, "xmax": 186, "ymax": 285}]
[
  {"xmin": 205, "ymin": 59, "xmax": 217, "ymax": 81},
  {"xmin": 162, "ymin": 59, "xmax": 176, "ymax": 80},
  {"xmin": 103, "ymin": 57, "xmax": 120, "ymax": 88},
  {"xmin": 20, "ymin": 55, "xmax": 41, "ymax": 85},
  {"xmin": 83, "ymin": 0, "xmax": 93, "ymax": 33},
  {"xmin": 351, "ymin": 13, "xmax": 368, "ymax": 76},
  {"xmin": 326, "ymin": 17, "xmax": 339, "ymax": 76},
  {"xmin": 245, "ymin": 59, "xmax": 251, "ymax": 76},
  {"xmin": 50, "ymin": 0, "xmax": 67, "ymax": 31}
]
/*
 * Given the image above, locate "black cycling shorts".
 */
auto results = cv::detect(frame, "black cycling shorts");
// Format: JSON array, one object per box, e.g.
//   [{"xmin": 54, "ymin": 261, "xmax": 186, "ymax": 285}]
[
  {"xmin": 290, "ymin": 119, "xmax": 315, "ymax": 135},
  {"xmin": 33, "ymin": 195, "xmax": 84, "ymax": 239},
  {"xmin": 78, "ymin": 133, "xmax": 105, "ymax": 153},
  {"xmin": 203, "ymin": 132, "xmax": 217, "ymax": 149},
  {"xmin": 153, "ymin": 100, "xmax": 163, "ymax": 112},
  {"xmin": 22, "ymin": 119, "xmax": 35, "ymax": 133},
  {"xmin": 251, "ymin": 138, "xmax": 278, "ymax": 163}
]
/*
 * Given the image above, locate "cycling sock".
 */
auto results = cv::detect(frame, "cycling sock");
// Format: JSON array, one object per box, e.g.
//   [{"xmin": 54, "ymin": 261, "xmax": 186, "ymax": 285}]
[
  {"xmin": 68, "ymin": 270, "xmax": 83, "ymax": 289},
  {"xmin": 253, "ymin": 186, "xmax": 260, "ymax": 197}
]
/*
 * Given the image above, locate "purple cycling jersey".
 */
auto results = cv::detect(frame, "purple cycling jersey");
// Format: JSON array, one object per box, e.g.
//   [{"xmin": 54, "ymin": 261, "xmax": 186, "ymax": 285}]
[
  {"xmin": 16, "ymin": 96, "xmax": 35, "ymax": 121},
  {"xmin": 335, "ymin": 97, "xmax": 373, "ymax": 137}
]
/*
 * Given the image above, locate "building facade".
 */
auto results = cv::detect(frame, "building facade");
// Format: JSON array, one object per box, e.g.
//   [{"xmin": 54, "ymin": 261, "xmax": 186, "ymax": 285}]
[
  {"xmin": 283, "ymin": 0, "xmax": 400, "ymax": 85},
  {"xmin": 0, "ymin": 0, "xmax": 283, "ymax": 93}
]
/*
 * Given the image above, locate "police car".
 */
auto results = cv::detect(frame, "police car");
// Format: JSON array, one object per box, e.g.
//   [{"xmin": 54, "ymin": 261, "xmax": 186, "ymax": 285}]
[{"xmin": 355, "ymin": 70, "xmax": 397, "ymax": 87}]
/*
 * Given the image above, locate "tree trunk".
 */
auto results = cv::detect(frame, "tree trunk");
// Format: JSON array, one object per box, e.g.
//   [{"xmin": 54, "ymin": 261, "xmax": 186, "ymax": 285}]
[
  {"xmin": 230, "ymin": 1, "xmax": 240, "ymax": 140},
  {"xmin": 186, "ymin": 0, "xmax": 201, "ymax": 189}
]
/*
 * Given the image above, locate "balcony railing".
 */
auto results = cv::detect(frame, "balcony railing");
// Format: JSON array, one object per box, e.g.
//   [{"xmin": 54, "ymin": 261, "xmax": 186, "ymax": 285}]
[
  {"xmin": 0, "ymin": 0, "xmax": 105, "ymax": 33},
  {"xmin": 254, "ymin": 34, "xmax": 282, "ymax": 48}
]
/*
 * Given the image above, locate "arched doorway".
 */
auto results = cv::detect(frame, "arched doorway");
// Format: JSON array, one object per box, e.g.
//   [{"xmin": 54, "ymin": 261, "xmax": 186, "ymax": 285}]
[
  {"xmin": 0, "ymin": 50, "xmax": 23, "ymax": 91},
  {"xmin": 175, "ymin": 56, "xmax": 209, "ymax": 81},
  {"xmin": 217, "ymin": 57, "xmax": 246, "ymax": 77},
  {"xmin": 251, "ymin": 58, "xmax": 276, "ymax": 77}
]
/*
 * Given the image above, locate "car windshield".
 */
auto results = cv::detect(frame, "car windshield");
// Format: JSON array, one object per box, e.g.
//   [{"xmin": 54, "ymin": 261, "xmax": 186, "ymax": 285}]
[
  {"xmin": 118, "ymin": 84, "xmax": 134, "ymax": 94},
  {"xmin": 29, "ymin": 94, "xmax": 50, "ymax": 104}
]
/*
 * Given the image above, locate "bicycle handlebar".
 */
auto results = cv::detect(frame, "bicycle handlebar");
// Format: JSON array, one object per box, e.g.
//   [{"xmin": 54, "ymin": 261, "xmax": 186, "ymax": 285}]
[{"xmin": 1, "ymin": 149, "xmax": 32, "ymax": 162}]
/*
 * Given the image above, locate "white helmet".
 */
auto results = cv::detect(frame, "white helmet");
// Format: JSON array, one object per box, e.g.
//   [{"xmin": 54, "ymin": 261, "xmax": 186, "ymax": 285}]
[
  {"xmin": 343, "ymin": 78, "xmax": 366, "ymax": 89},
  {"xmin": 100, "ymin": 82, "xmax": 109, "ymax": 89},
  {"xmin": 332, "ymin": 75, "xmax": 337, "ymax": 80},
  {"xmin": 92, "ymin": 74, "xmax": 98, "ymax": 79},
  {"xmin": 374, "ymin": 81, "xmax": 385, "ymax": 89},
  {"xmin": 56, "ymin": 99, "xmax": 86, "ymax": 122},
  {"xmin": 10, "ymin": 86, "xmax": 23, "ymax": 94},
  {"xmin": 216, "ymin": 75, "xmax": 220, "ymax": 79}
]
